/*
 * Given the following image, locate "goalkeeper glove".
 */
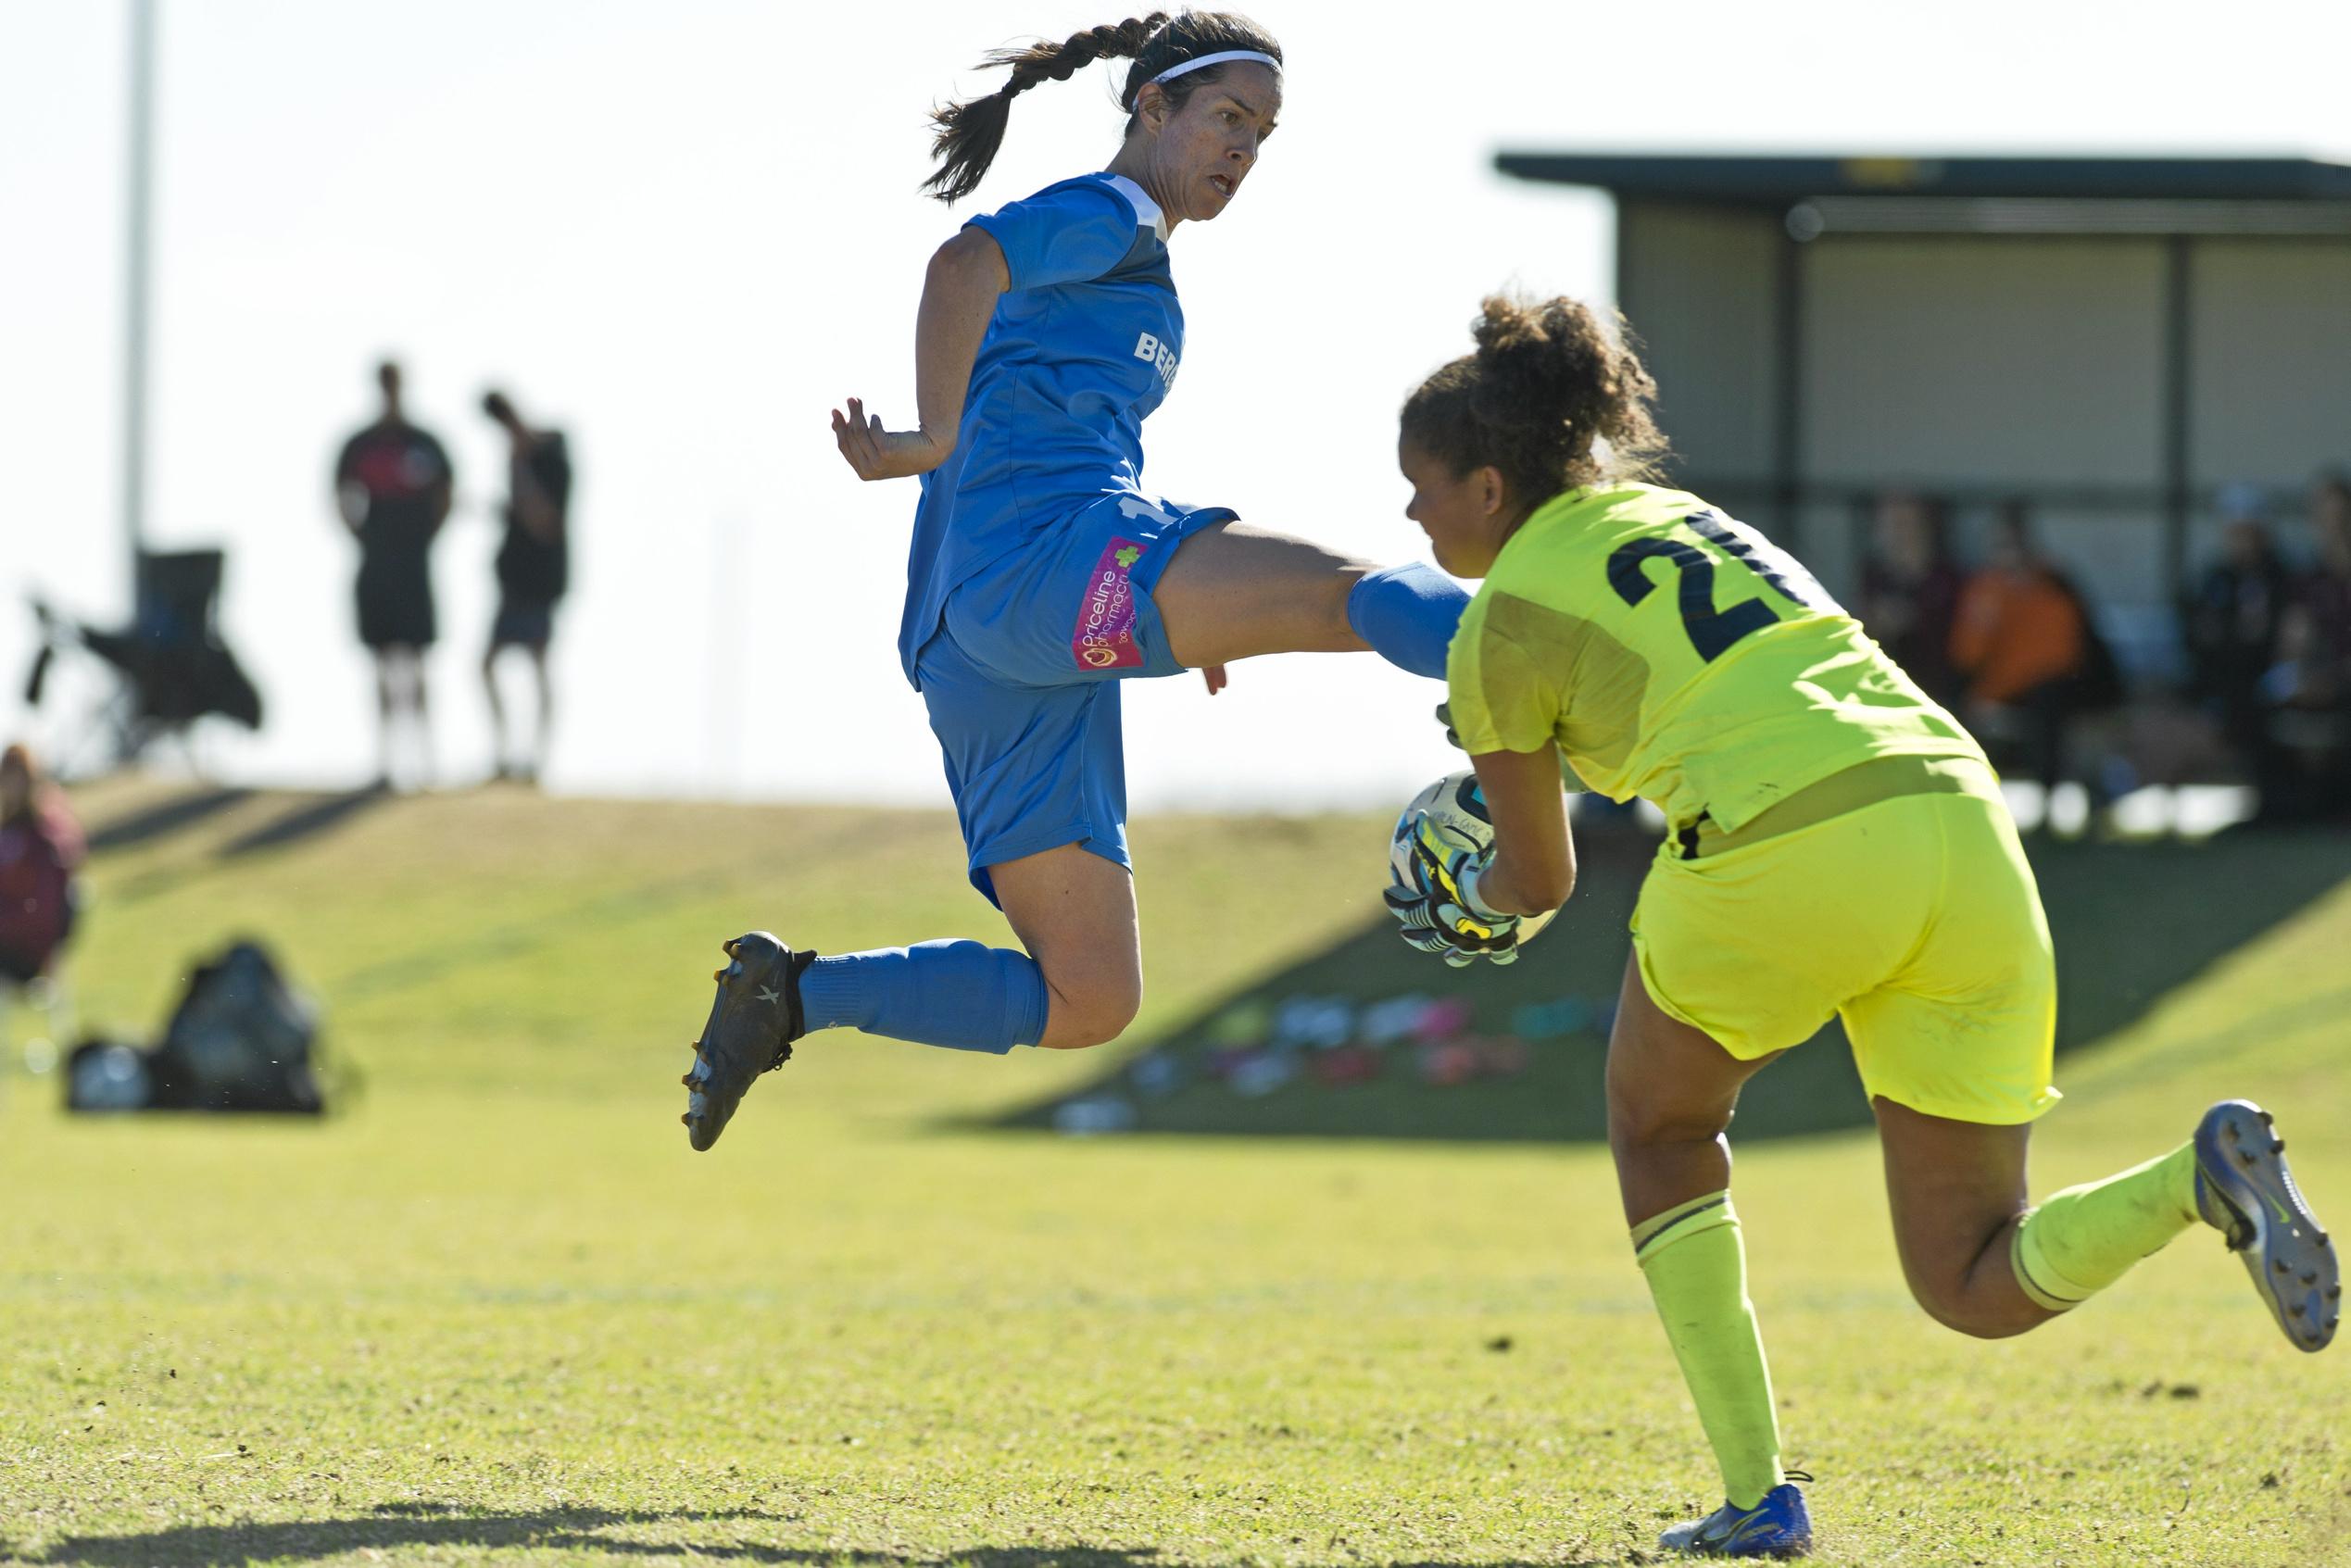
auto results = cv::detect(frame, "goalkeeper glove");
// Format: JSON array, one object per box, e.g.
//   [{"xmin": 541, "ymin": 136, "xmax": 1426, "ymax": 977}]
[{"xmin": 1385, "ymin": 817, "xmax": 1522, "ymax": 967}]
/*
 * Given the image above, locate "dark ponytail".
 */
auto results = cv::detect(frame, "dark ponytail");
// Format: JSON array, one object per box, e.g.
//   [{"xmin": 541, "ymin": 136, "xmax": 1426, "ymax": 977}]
[
  {"xmin": 923, "ymin": 9, "xmax": 1283, "ymax": 204},
  {"xmin": 1401, "ymin": 295, "xmax": 1669, "ymax": 505}
]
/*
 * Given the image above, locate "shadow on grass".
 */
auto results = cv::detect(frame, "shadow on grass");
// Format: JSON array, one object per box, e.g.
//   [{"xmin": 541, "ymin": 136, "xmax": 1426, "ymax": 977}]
[
  {"xmin": 93, "ymin": 785, "xmax": 393, "ymax": 904},
  {"xmin": 217, "ymin": 787, "xmax": 394, "ymax": 858},
  {"xmin": 15, "ymin": 1501, "xmax": 1637, "ymax": 1567},
  {"xmin": 992, "ymin": 826, "xmax": 2351, "ymax": 1145},
  {"xmin": 85, "ymin": 786, "xmax": 254, "ymax": 852}
]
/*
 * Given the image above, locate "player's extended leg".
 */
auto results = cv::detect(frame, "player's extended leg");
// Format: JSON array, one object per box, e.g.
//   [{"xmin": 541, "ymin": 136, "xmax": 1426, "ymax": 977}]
[
  {"xmin": 1605, "ymin": 954, "xmax": 1812, "ymax": 1558},
  {"xmin": 985, "ymin": 843, "xmax": 1141, "ymax": 1049},
  {"xmin": 1872, "ymin": 1099, "xmax": 2053, "ymax": 1337},
  {"xmin": 676, "ymin": 847, "xmax": 1131, "ymax": 1149},
  {"xmin": 1880, "ymin": 1096, "xmax": 2339, "ymax": 1350},
  {"xmin": 1151, "ymin": 521, "xmax": 1465, "ymax": 677},
  {"xmin": 783, "ymin": 843, "xmax": 1128, "ymax": 1056},
  {"xmin": 681, "ymin": 900, "xmax": 1062, "ymax": 1151}
]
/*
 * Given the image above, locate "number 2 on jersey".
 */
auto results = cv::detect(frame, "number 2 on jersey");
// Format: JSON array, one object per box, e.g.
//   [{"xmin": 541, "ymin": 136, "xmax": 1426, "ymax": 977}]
[{"xmin": 1606, "ymin": 509, "xmax": 1840, "ymax": 663}]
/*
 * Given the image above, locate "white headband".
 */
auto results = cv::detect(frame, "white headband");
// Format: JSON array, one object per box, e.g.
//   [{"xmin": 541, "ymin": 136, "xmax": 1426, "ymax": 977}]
[{"xmin": 1150, "ymin": 49, "xmax": 1279, "ymax": 86}]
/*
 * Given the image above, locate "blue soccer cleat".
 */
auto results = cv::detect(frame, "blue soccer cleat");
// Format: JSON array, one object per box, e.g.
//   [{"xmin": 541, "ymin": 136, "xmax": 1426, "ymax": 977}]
[
  {"xmin": 1660, "ymin": 1474, "xmax": 1813, "ymax": 1558},
  {"xmin": 2193, "ymin": 1100, "xmax": 2340, "ymax": 1351}
]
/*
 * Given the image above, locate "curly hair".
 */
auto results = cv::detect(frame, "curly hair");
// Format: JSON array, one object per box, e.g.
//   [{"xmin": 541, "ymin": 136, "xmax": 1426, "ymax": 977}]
[
  {"xmin": 922, "ymin": 10, "xmax": 1283, "ymax": 203},
  {"xmin": 1401, "ymin": 295, "xmax": 1670, "ymax": 508}
]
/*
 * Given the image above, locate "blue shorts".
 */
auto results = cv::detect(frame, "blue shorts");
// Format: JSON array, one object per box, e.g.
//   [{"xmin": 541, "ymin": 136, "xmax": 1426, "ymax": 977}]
[{"xmin": 918, "ymin": 491, "xmax": 1233, "ymax": 904}]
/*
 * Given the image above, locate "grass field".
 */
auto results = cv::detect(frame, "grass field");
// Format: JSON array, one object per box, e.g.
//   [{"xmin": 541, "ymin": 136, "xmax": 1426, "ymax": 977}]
[{"xmin": 1, "ymin": 780, "xmax": 2347, "ymax": 1567}]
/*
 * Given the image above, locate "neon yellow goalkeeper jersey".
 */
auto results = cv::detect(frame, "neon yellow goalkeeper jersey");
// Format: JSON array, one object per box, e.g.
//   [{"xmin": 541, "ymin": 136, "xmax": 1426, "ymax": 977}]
[{"xmin": 1443, "ymin": 483, "xmax": 1983, "ymax": 834}]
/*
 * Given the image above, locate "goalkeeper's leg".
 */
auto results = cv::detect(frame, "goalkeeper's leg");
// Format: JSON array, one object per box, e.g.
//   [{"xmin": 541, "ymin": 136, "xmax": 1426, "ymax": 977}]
[
  {"xmin": 1605, "ymin": 955, "xmax": 1804, "ymax": 1537},
  {"xmin": 1878, "ymin": 1097, "xmax": 2337, "ymax": 1350}
]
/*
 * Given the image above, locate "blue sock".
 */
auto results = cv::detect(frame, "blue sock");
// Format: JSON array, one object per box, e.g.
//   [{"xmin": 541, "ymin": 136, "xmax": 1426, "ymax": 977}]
[
  {"xmin": 795, "ymin": 941, "xmax": 1047, "ymax": 1054},
  {"xmin": 1347, "ymin": 562, "xmax": 1469, "ymax": 679}
]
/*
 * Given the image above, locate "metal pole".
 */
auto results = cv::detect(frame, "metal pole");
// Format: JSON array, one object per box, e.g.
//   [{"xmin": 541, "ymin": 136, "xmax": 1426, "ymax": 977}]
[
  {"xmin": 1772, "ymin": 226, "xmax": 1806, "ymax": 555},
  {"xmin": 2160, "ymin": 234, "xmax": 2193, "ymax": 606},
  {"xmin": 123, "ymin": 0, "xmax": 157, "ymax": 601}
]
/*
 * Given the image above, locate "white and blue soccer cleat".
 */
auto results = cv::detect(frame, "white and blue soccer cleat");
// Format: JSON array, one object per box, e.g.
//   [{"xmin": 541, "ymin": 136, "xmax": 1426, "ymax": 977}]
[
  {"xmin": 1660, "ymin": 1475, "xmax": 1813, "ymax": 1559},
  {"xmin": 2193, "ymin": 1099, "xmax": 2340, "ymax": 1351}
]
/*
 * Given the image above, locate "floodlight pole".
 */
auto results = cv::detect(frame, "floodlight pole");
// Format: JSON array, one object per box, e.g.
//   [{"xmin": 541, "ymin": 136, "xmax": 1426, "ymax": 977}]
[{"xmin": 123, "ymin": 0, "xmax": 157, "ymax": 598}]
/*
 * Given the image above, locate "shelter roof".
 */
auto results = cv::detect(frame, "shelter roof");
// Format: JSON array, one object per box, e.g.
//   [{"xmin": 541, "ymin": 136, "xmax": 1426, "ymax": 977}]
[{"xmin": 1493, "ymin": 153, "xmax": 2351, "ymax": 206}]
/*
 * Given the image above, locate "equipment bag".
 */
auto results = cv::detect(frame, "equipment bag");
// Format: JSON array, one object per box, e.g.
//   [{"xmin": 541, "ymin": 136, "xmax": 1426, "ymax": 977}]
[{"xmin": 149, "ymin": 939, "xmax": 323, "ymax": 1113}]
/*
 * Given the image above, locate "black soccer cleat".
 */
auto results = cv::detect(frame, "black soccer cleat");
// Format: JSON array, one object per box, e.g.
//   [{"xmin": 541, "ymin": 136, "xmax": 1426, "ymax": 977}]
[
  {"xmin": 680, "ymin": 932, "xmax": 813, "ymax": 1152},
  {"xmin": 2193, "ymin": 1099, "xmax": 2340, "ymax": 1351}
]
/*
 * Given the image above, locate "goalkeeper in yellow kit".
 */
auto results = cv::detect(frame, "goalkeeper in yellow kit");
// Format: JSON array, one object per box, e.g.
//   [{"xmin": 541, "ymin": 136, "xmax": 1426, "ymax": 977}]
[{"xmin": 1383, "ymin": 295, "xmax": 2340, "ymax": 1559}]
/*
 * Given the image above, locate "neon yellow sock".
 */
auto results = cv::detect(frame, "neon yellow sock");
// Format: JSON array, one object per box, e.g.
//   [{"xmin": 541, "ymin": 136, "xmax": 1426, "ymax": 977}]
[
  {"xmin": 1634, "ymin": 1190, "xmax": 1783, "ymax": 1511},
  {"xmin": 2011, "ymin": 1142, "xmax": 2200, "ymax": 1312}
]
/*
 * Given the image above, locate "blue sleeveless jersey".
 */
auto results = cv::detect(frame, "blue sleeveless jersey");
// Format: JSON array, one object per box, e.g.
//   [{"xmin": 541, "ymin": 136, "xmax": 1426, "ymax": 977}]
[{"xmin": 897, "ymin": 172, "xmax": 1184, "ymax": 684}]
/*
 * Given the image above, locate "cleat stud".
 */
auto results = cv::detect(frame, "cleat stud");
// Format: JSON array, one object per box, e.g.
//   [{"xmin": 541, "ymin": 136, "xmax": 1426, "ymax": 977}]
[
  {"xmin": 2276, "ymin": 1259, "xmax": 2292, "ymax": 1274},
  {"xmin": 2328, "ymin": 1286, "xmax": 2343, "ymax": 1301},
  {"xmin": 713, "ymin": 969, "xmax": 726, "ymax": 982},
  {"xmin": 2239, "ymin": 1149, "xmax": 2258, "ymax": 1165},
  {"xmin": 2271, "ymin": 1139, "xmax": 2286, "ymax": 1154},
  {"xmin": 2304, "ymin": 1271, "xmax": 2320, "ymax": 1286},
  {"xmin": 724, "ymin": 939, "xmax": 741, "ymax": 957},
  {"xmin": 681, "ymin": 1113, "xmax": 692, "ymax": 1126},
  {"xmin": 2258, "ymin": 1109, "xmax": 2274, "ymax": 1124}
]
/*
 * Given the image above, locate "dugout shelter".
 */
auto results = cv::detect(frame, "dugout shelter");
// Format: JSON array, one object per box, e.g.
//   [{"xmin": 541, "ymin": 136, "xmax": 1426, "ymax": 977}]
[{"xmin": 1493, "ymin": 152, "xmax": 2351, "ymax": 675}]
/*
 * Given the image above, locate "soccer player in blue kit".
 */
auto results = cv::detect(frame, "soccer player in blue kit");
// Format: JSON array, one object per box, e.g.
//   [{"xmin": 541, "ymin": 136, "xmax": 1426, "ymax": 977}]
[{"xmin": 679, "ymin": 11, "xmax": 1472, "ymax": 1149}]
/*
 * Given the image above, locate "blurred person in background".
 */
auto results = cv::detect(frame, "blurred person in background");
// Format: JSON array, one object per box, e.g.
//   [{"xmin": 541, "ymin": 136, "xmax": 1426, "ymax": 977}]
[
  {"xmin": 1950, "ymin": 501, "xmax": 2119, "ymax": 809},
  {"xmin": 0, "ymin": 743, "xmax": 83, "ymax": 1001},
  {"xmin": 2265, "ymin": 473, "xmax": 2351, "ymax": 819},
  {"xmin": 2181, "ymin": 484, "xmax": 2294, "ymax": 803},
  {"xmin": 1859, "ymin": 490, "xmax": 1964, "ymax": 707},
  {"xmin": 333, "ymin": 359, "xmax": 452, "ymax": 791},
  {"xmin": 480, "ymin": 388, "xmax": 572, "ymax": 786}
]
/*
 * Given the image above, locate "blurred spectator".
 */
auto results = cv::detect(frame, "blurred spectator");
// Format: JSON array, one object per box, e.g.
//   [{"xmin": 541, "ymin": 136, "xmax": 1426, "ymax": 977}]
[
  {"xmin": 0, "ymin": 743, "xmax": 83, "ymax": 991},
  {"xmin": 1859, "ymin": 491, "xmax": 1964, "ymax": 706},
  {"xmin": 1951, "ymin": 501, "xmax": 2120, "ymax": 801},
  {"xmin": 2181, "ymin": 485, "xmax": 2294, "ymax": 788},
  {"xmin": 2290, "ymin": 475, "xmax": 2351, "ymax": 702},
  {"xmin": 2264, "ymin": 474, "xmax": 2351, "ymax": 819},
  {"xmin": 334, "ymin": 360, "xmax": 452, "ymax": 789},
  {"xmin": 480, "ymin": 388, "xmax": 573, "ymax": 785}
]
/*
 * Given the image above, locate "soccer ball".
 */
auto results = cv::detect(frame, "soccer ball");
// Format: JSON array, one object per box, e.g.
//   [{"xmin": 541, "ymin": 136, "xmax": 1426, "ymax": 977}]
[{"xmin": 1389, "ymin": 771, "xmax": 1559, "ymax": 947}]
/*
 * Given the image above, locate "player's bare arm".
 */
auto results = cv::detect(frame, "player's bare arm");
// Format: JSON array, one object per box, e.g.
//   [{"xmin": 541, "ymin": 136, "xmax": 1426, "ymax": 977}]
[
  {"xmin": 1466, "ymin": 742, "xmax": 1575, "ymax": 915},
  {"xmin": 831, "ymin": 228, "xmax": 1008, "ymax": 482}
]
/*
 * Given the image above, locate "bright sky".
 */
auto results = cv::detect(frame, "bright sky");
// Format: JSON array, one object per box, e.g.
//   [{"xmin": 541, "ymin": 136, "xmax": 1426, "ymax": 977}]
[{"xmin": 6, "ymin": 0, "xmax": 2348, "ymax": 809}]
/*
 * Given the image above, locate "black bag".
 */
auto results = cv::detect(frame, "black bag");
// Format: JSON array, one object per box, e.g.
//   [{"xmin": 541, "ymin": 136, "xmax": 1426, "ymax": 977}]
[{"xmin": 148, "ymin": 940, "xmax": 324, "ymax": 1113}]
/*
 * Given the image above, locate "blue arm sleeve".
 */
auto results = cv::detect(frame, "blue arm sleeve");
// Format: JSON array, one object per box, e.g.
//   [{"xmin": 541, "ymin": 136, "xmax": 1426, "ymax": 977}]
[{"xmin": 965, "ymin": 181, "xmax": 1144, "ymax": 292}]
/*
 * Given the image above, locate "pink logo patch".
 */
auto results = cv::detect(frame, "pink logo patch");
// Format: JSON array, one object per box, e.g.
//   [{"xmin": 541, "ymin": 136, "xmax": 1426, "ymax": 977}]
[{"xmin": 1072, "ymin": 537, "xmax": 1148, "ymax": 671}]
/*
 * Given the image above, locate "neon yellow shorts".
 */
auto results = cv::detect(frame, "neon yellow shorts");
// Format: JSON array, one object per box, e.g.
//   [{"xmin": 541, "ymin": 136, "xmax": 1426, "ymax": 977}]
[{"xmin": 1630, "ymin": 755, "xmax": 2059, "ymax": 1125}]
